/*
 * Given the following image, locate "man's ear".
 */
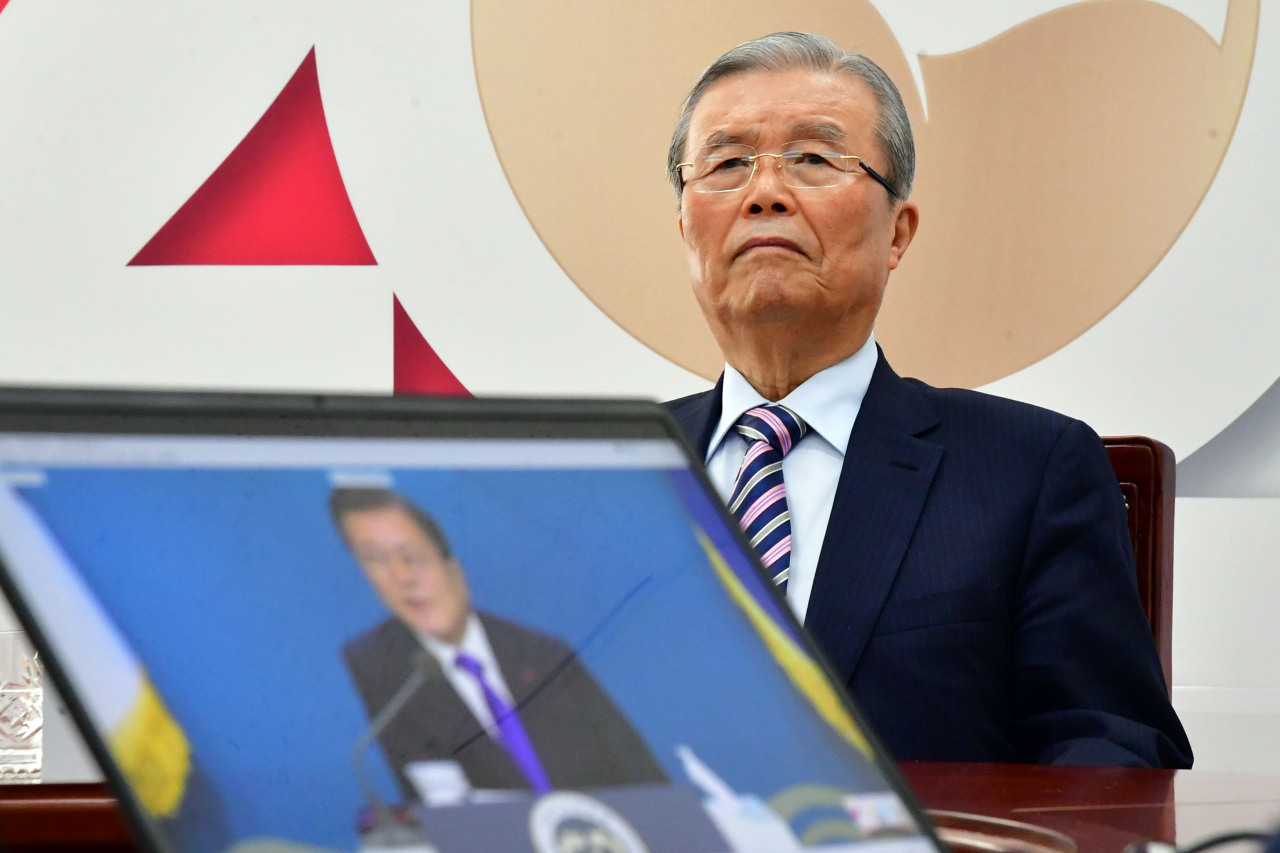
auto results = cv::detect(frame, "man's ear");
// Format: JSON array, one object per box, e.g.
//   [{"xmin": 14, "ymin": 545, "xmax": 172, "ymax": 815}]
[
  {"xmin": 887, "ymin": 200, "xmax": 919, "ymax": 272},
  {"xmin": 678, "ymin": 211, "xmax": 685, "ymax": 241}
]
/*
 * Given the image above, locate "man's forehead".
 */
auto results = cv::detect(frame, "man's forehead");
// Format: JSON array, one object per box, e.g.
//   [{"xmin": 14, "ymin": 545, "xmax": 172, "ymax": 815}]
[
  {"xmin": 345, "ymin": 506, "xmax": 428, "ymax": 541},
  {"xmin": 688, "ymin": 70, "xmax": 876, "ymax": 146},
  {"xmin": 345, "ymin": 505, "xmax": 410, "ymax": 526},
  {"xmin": 702, "ymin": 123, "xmax": 847, "ymax": 147}
]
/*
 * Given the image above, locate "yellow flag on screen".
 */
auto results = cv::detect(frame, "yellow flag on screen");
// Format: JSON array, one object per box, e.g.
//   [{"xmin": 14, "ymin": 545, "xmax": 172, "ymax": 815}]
[
  {"xmin": 696, "ymin": 528, "xmax": 872, "ymax": 757},
  {"xmin": 0, "ymin": 482, "xmax": 190, "ymax": 815}
]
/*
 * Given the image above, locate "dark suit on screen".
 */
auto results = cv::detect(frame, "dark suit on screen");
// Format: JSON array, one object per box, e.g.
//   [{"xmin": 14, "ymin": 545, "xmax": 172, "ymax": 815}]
[
  {"xmin": 343, "ymin": 613, "xmax": 667, "ymax": 799},
  {"xmin": 668, "ymin": 349, "xmax": 1192, "ymax": 768}
]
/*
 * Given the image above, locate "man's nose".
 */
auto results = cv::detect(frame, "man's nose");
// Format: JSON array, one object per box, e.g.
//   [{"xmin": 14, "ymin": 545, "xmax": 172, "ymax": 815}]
[
  {"xmin": 387, "ymin": 555, "xmax": 419, "ymax": 582},
  {"xmin": 743, "ymin": 154, "xmax": 794, "ymax": 214}
]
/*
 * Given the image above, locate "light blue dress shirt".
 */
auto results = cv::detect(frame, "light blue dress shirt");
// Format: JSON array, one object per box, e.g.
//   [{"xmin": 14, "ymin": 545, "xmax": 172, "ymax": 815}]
[{"xmin": 705, "ymin": 335, "xmax": 877, "ymax": 621}]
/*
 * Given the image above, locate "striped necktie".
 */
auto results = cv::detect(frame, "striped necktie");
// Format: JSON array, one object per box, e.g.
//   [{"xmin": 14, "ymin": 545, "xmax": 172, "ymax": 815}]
[{"xmin": 728, "ymin": 404, "xmax": 807, "ymax": 592}]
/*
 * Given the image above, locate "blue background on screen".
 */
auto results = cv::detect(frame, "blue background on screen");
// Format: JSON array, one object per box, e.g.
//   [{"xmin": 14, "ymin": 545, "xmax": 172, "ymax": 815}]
[{"xmin": 18, "ymin": 466, "xmax": 883, "ymax": 851}]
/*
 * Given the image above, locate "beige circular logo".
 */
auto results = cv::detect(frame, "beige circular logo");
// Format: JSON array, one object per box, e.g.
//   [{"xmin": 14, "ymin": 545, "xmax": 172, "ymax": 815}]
[
  {"xmin": 528, "ymin": 791, "xmax": 649, "ymax": 853},
  {"xmin": 473, "ymin": 1, "xmax": 1257, "ymax": 388}
]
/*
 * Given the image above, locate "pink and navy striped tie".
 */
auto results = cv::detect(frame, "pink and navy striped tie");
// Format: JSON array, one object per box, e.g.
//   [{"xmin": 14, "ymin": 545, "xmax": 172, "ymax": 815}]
[{"xmin": 728, "ymin": 404, "xmax": 807, "ymax": 592}]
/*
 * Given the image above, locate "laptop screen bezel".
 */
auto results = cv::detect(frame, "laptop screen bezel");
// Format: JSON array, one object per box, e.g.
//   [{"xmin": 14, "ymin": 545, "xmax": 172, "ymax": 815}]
[{"xmin": 0, "ymin": 386, "xmax": 943, "ymax": 853}]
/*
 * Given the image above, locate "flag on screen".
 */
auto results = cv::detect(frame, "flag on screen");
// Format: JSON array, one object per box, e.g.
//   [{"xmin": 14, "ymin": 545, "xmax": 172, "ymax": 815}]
[
  {"xmin": 0, "ymin": 483, "xmax": 191, "ymax": 815},
  {"xmin": 695, "ymin": 528, "xmax": 872, "ymax": 757}
]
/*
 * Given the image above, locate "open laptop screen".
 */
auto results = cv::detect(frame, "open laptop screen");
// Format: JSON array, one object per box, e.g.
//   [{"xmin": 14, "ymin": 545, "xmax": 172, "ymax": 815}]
[{"xmin": 0, "ymin": 392, "xmax": 939, "ymax": 853}]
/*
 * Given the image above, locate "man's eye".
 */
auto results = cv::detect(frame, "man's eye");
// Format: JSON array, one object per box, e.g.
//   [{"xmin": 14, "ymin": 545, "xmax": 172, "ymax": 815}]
[
  {"xmin": 708, "ymin": 156, "xmax": 751, "ymax": 172},
  {"xmin": 789, "ymin": 151, "xmax": 836, "ymax": 167}
]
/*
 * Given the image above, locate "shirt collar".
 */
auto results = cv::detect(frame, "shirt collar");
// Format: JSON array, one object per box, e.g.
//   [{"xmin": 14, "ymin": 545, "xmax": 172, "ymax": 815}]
[
  {"xmin": 707, "ymin": 333, "xmax": 878, "ymax": 460},
  {"xmin": 418, "ymin": 611, "xmax": 487, "ymax": 666}
]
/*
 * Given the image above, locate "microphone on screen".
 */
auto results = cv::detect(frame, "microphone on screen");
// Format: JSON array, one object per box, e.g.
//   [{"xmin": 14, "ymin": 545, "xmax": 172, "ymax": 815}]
[{"xmin": 352, "ymin": 650, "xmax": 436, "ymax": 845}]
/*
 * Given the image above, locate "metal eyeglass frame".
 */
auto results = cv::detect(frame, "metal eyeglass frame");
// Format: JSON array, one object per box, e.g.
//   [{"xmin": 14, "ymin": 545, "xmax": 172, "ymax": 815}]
[{"xmin": 677, "ymin": 142, "xmax": 898, "ymax": 199}]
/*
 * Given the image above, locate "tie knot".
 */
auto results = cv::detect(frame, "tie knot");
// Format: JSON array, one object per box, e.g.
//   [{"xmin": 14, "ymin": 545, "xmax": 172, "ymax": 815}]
[
  {"xmin": 735, "ymin": 405, "xmax": 807, "ymax": 457},
  {"xmin": 454, "ymin": 651, "xmax": 483, "ymax": 678}
]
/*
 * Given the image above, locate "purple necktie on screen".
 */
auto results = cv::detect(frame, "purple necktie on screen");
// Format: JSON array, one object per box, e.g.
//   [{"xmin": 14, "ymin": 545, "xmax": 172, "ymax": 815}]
[
  {"xmin": 728, "ymin": 404, "xmax": 808, "ymax": 593},
  {"xmin": 453, "ymin": 651, "xmax": 552, "ymax": 794}
]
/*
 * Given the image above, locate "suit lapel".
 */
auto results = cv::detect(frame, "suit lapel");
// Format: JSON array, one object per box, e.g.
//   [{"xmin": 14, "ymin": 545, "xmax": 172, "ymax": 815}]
[
  {"xmin": 804, "ymin": 352, "xmax": 942, "ymax": 683},
  {"xmin": 480, "ymin": 614, "xmax": 545, "ymax": 707},
  {"xmin": 665, "ymin": 376, "xmax": 724, "ymax": 456}
]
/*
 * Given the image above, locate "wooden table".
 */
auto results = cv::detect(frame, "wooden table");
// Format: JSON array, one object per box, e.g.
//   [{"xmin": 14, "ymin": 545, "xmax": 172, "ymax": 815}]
[
  {"xmin": 903, "ymin": 763, "xmax": 1280, "ymax": 852},
  {"xmin": 2, "ymin": 764, "xmax": 1279, "ymax": 852}
]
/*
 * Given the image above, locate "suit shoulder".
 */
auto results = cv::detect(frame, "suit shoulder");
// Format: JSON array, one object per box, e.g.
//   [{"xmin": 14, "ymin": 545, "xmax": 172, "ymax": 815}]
[
  {"xmin": 905, "ymin": 379, "xmax": 1088, "ymax": 438},
  {"xmin": 480, "ymin": 613, "xmax": 574, "ymax": 658},
  {"xmin": 906, "ymin": 378, "xmax": 1064, "ymax": 421},
  {"xmin": 664, "ymin": 389, "xmax": 715, "ymax": 417},
  {"xmin": 902, "ymin": 379, "xmax": 1115, "ymax": 476},
  {"xmin": 342, "ymin": 617, "xmax": 410, "ymax": 666},
  {"xmin": 662, "ymin": 387, "xmax": 718, "ymax": 451}
]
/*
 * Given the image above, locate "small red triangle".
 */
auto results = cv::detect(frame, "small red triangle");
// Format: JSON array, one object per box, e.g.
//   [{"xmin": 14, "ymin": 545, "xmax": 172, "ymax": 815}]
[
  {"xmin": 0, "ymin": 2, "xmax": 11, "ymax": 16},
  {"xmin": 129, "ymin": 47, "xmax": 376, "ymax": 266},
  {"xmin": 393, "ymin": 295, "xmax": 470, "ymax": 397}
]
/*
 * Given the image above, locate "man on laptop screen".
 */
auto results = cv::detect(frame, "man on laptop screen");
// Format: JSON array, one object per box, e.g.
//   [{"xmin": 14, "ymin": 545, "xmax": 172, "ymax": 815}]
[{"xmin": 332, "ymin": 486, "xmax": 667, "ymax": 799}]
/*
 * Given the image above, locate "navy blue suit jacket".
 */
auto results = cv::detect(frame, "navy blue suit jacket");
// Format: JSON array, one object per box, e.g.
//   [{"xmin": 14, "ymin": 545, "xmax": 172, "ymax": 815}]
[{"xmin": 667, "ymin": 350, "xmax": 1192, "ymax": 768}]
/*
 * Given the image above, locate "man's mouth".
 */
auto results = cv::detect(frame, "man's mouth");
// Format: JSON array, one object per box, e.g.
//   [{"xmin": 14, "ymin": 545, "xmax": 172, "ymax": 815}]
[{"xmin": 736, "ymin": 236, "xmax": 804, "ymax": 258}]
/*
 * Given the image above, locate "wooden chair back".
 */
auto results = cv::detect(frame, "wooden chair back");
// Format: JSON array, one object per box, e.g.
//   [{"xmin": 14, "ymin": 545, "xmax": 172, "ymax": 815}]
[{"xmin": 1102, "ymin": 436, "xmax": 1175, "ymax": 693}]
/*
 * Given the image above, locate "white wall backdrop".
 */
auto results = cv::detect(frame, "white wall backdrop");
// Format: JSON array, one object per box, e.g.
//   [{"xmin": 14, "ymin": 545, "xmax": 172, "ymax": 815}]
[{"xmin": 0, "ymin": 0, "xmax": 1275, "ymax": 779}]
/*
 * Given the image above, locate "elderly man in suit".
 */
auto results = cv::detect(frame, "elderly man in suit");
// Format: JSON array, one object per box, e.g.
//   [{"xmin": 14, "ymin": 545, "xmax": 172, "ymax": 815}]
[
  {"xmin": 665, "ymin": 32, "xmax": 1191, "ymax": 768},
  {"xmin": 332, "ymin": 487, "xmax": 666, "ymax": 800}
]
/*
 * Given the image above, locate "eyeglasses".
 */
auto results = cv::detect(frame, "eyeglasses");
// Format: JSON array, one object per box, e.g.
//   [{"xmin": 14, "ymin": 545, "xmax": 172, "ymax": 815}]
[{"xmin": 677, "ymin": 139, "xmax": 897, "ymax": 198}]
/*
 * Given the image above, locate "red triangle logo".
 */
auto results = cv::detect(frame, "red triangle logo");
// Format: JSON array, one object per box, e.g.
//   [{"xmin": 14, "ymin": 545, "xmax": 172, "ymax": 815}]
[
  {"xmin": 394, "ymin": 295, "xmax": 470, "ymax": 397},
  {"xmin": 130, "ymin": 48, "xmax": 376, "ymax": 266},
  {"xmin": 0, "ymin": 2, "xmax": 11, "ymax": 16}
]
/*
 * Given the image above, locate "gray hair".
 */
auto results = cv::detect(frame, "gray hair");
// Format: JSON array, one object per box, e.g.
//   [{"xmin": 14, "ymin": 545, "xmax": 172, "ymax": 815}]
[{"xmin": 667, "ymin": 32, "xmax": 915, "ymax": 202}]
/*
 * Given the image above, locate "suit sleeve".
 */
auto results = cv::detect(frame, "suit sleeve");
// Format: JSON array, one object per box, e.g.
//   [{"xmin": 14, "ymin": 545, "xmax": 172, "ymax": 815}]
[
  {"xmin": 342, "ymin": 637, "xmax": 380, "ymax": 718},
  {"xmin": 1012, "ymin": 419, "xmax": 1192, "ymax": 768}
]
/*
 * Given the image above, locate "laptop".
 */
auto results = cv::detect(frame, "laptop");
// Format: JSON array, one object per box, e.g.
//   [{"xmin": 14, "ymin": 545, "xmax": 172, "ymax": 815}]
[{"xmin": 0, "ymin": 388, "xmax": 944, "ymax": 853}]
